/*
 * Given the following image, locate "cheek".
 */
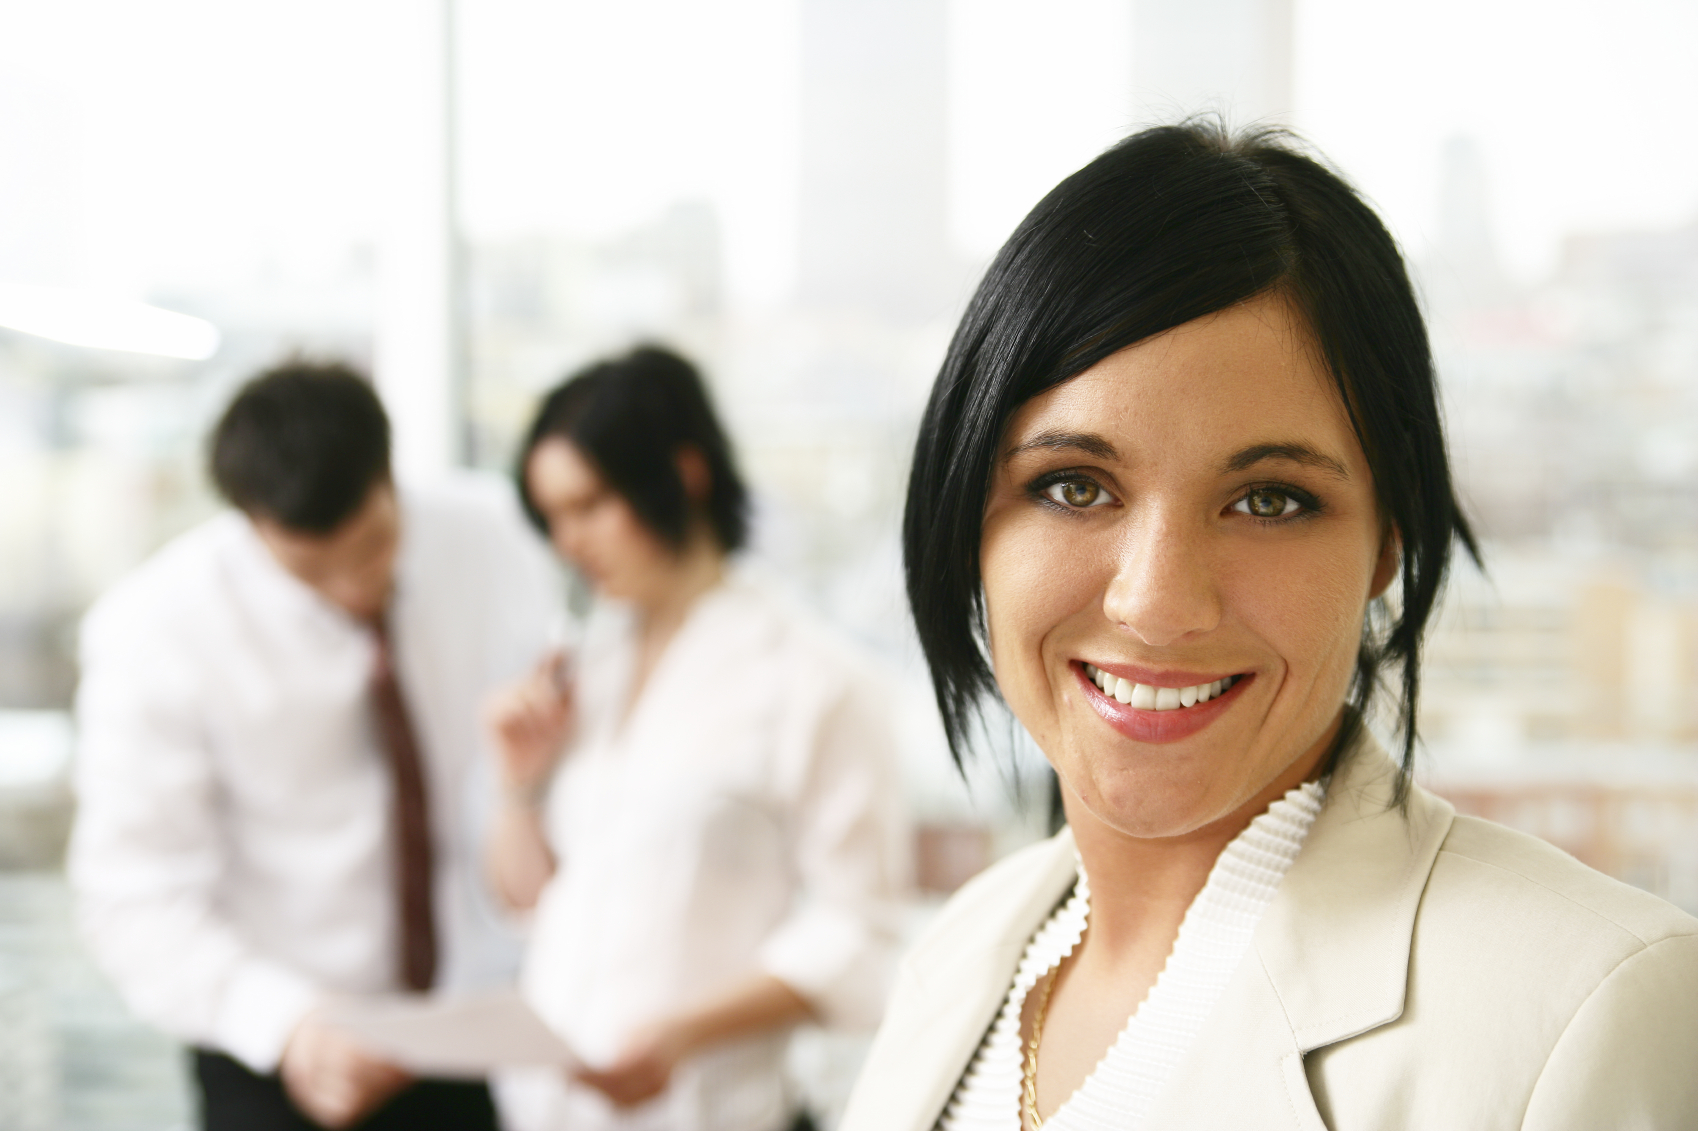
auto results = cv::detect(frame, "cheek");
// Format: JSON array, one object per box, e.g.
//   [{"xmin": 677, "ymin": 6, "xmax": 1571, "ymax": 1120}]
[
  {"xmin": 603, "ymin": 507, "xmax": 669, "ymax": 571},
  {"xmin": 981, "ymin": 511, "xmax": 1102, "ymax": 703},
  {"xmin": 373, "ymin": 542, "xmax": 401, "ymax": 583},
  {"xmin": 1225, "ymin": 535, "xmax": 1374, "ymax": 688}
]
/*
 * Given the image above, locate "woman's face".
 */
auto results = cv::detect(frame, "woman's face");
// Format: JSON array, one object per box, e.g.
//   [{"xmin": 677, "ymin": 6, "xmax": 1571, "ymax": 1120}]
[
  {"xmin": 525, "ymin": 437, "xmax": 677, "ymax": 603},
  {"xmin": 980, "ymin": 293, "xmax": 1397, "ymax": 842}
]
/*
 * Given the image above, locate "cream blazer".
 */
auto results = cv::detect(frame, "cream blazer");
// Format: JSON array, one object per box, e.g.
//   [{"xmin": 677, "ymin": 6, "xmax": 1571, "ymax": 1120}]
[{"xmin": 840, "ymin": 739, "xmax": 1698, "ymax": 1130}]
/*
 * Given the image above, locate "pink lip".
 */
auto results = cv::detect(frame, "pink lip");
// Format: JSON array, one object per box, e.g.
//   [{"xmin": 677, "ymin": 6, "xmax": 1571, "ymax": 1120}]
[{"xmin": 1074, "ymin": 662, "xmax": 1253, "ymax": 744}]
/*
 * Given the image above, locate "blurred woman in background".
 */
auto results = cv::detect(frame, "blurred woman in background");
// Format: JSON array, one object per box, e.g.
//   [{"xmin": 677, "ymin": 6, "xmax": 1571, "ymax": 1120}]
[
  {"xmin": 839, "ymin": 122, "xmax": 1698, "ymax": 1130},
  {"xmin": 486, "ymin": 346, "xmax": 910, "ymax": 1131}
]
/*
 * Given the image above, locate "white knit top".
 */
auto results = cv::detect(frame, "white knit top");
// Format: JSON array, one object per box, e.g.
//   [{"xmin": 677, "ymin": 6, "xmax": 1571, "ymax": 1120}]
[{"xmin": 937, "ymin": 782, "xmax": 1326, "ymax": 1131}]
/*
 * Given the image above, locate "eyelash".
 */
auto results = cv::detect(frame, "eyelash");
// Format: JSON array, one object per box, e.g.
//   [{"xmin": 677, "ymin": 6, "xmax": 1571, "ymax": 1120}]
[
  {"xmin": 1028, "ymin": 469, "xmax": 1115, "ymax": 513},
  {"xmin": 1025, "ymin": 471, "xmax": 1324, "ymax": 525},
  {"xmin": 1230, "ymin": 482, "xmax": 1325, "ymax": 525}
]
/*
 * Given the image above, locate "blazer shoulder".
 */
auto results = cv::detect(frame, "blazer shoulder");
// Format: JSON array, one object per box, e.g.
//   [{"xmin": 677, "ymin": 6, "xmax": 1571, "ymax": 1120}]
[
  {"xmin": 904, "ymin": 831, "xmax": 1077, "ymax": 973},
  {"xmin": 1303, "ymin": 817, "xmax": 1698, "ymax": 1129},
  {"xmin": 1435, "ymin": 814, "xmax": 1698, "ymax": 947}
]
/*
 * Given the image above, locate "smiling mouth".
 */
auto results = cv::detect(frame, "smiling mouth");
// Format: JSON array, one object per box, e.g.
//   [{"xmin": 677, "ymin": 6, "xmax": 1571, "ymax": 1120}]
[{"xmin": 1082, "ymin": 663, "xmax": 1241, "ymax": 712}]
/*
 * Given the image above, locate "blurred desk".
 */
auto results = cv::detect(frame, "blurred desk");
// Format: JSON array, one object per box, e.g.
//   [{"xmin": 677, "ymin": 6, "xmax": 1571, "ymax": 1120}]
[{"xmin": 0, "ymin": 872, "xmax": 192, "ymax": 1131}]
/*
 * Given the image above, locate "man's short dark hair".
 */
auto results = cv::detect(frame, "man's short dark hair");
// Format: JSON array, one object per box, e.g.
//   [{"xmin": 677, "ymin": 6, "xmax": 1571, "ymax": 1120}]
[{"xmin": 210, "ymin": 360, "xmax": 392, "ymax": 534}]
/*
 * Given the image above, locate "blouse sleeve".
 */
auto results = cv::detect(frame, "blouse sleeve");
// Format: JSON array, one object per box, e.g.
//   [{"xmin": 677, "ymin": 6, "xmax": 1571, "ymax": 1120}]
[
  {"xmin": 68, "ymin": 606, "xmax": 318, "ymax": 1072},
  {"xmin": 757, "ymin": 660, "xmax": 914, "ymax": 1030}
]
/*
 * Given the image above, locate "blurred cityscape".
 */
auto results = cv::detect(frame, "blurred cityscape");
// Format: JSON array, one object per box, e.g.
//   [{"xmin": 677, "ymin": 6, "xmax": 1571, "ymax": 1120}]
[
  {"xmin": 3, "ymin": 0, "xmax": 1698, "ymax": 1127},
  {"xmin": 1416, "ymin": 136, "xmax": 1698, "ymax": 909}
]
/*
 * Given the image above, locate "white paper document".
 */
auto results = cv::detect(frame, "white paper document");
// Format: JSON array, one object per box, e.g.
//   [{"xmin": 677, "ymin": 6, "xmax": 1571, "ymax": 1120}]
[{"xmin": 322, "ymin": 989, "xmax": 579, "ymax": 1077}]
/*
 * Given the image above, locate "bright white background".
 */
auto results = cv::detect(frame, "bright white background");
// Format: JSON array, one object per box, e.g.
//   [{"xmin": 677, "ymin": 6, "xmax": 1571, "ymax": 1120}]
[{"xmin": 2, "ymin": 0, "xmax": 1694, "ymax": 307}]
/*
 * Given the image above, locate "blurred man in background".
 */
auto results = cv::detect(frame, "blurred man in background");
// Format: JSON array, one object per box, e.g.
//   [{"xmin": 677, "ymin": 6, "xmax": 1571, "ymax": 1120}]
[{"xmin": 69, "ymin": 360, "xmax": 561, "ymax": 1130}]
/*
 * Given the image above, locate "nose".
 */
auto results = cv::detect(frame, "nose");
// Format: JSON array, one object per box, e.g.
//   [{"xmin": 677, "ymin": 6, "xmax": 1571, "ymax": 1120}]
[{"xmin": 1101, "ymin": 510, "xmax": 1222, "ymax": 647}]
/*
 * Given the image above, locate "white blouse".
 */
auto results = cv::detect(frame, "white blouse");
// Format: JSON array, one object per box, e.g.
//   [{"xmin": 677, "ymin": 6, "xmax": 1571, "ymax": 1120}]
[
  {"xmin": 507, "ymin": 576, "xmax": 912, "ymax": 1131},
  {"xmin": 938, "ymin": 782, "xmax": 1325, "ymax": 1131}
]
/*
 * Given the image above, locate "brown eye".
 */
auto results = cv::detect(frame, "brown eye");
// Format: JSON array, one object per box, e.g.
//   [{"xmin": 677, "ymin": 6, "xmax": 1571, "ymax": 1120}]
[
  {"xmin": 1062, "ymin": 481, "xmax": 1099, "ymax": 507},
  {"xmin": 1241, "ymin": 488, "xmax": 1294, "ymax": 518},
  {"xmin": 1045, "ymin": 479, "xmax": 1104, "ymax": 508}
]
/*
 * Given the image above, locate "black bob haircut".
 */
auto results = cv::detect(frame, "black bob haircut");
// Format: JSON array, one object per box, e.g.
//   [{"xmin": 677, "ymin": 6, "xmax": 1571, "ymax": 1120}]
[
  {"xmin": 210, "ymin": 359, "xmax": 391, "ymax": 534},
  {"xmin": 516, "ymin": 345, "xmax": 749, "ymax": 554},
  {"xmin": 904, "ymin": 120, "xmax": 1478, "ymax": 799}
]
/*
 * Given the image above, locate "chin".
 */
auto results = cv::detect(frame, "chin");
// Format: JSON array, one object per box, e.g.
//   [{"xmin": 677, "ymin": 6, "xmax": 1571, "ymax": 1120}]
[
  {"xmin": 594, "ymin": 579, "xmax": 633, "ymax": 602},
  {"xmin": 1066, "ymin": 742, "xmax": 1254, "ymax": 841},
  {"xmin": 1096, "ymin": 793, "xmax": 1230, "ymax": 841}
]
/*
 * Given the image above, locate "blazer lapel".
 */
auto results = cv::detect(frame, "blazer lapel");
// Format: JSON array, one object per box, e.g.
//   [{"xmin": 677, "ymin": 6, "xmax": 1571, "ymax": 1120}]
[
  {"xmin": 850, "ymin": 830, "xmax": 1081, "ymax": 1131},
  {"xmin": 1260, "ymin": 739, "xmax": 1455, "ymax": 1050},
  {"xmin": 1146, "ymin": 738, "xmax": 1456, "ymax": 1128},
  {"xmin": 847, "ymin": 740, "xmax": 1454, "ymax": 1131}
]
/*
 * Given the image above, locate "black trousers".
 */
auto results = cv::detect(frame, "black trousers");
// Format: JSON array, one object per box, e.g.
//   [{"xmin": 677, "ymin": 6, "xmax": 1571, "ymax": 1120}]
[{"xmin": 193, "ymin": 1049, "xmax": 498, "ymax": 1131}]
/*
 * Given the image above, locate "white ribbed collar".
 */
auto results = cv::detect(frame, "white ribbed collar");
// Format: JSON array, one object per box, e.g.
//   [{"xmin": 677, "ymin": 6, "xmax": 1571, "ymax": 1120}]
[{"xmin": 939, "ymin": 781, "xmax": 1327, "ymax": 1131}]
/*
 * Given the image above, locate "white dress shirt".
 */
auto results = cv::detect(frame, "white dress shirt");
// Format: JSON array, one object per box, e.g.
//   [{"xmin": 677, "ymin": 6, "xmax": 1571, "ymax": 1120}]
[
  {"xmin": 507, "ymin": 575, "xmax": 912, "ymax": 1131},
  {"xmin": 69, "ymin": 477, "xmax": 561, "ymax": 1072}
]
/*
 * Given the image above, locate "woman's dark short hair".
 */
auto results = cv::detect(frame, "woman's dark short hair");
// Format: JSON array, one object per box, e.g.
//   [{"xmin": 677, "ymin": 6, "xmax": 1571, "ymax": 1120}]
[
  {"xmin": 905, "ymin": 119, "xmax": 1478, "ymax": 797},
  {"xmin": 517, "ymin": 345, "xmax": 749, "ymax": 554},
  {"xmin": 210, "ymin": 359, "xmax": 391, "ymax": 534}
]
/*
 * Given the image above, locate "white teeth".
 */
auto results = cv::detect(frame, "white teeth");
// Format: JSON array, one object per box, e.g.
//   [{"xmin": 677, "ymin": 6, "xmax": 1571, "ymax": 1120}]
[{"xmin": 1086, "ymin": 667, "xmax": 1241, "ymax": 711}]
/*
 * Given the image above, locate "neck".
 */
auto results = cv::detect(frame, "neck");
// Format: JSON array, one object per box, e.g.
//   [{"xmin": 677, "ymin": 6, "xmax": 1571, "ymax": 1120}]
[
  {"xmin": 1066, "ymin": 722, "xmax": 1333, "ymax": 957},
  {"xmin": 633, "ymin": 528, "xmax": 725, "ymax": 650}
]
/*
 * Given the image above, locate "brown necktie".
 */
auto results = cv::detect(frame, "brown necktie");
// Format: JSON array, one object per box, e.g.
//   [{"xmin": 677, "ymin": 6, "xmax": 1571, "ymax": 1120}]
[{"xmin": 370, "ymin": 614, "xmax": 438, "ymax": 992}]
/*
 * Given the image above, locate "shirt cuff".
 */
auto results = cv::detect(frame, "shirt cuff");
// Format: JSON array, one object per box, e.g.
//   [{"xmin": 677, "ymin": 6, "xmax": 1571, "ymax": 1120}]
[
  {"xmin": 213, "ymin": 959, "xmax": 321, "ymax": 1073},
  {"xmin": 759, "ymin": 903, "xmax": 891, "ymax": 1031}
]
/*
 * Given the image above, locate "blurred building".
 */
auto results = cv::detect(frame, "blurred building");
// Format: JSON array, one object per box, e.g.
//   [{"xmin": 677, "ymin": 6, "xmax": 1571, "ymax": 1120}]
[
  {"xmin": 1415, "ymin": 137, "xmax": 1698, "ymax": 911},
  {"xmin": 1421, "ymin": 552, "xmax": 1698, "ymax": 746},
  {"xmin": 465, "ymin": 199, "xmax": 727, "ymax": 468},
  {"xmin": 797, "ymin": 0, "xmax": 957, "ymax": 324}
]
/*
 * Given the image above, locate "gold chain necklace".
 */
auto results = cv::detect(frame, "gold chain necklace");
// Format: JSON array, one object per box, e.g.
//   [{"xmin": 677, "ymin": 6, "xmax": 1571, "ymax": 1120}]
[{"xmin": 1022, "ymin": 965, "xmax": 1060, "ymax": 1129}]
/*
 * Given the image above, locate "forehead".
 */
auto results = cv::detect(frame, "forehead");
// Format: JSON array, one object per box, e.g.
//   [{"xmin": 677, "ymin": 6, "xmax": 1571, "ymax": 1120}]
[
  {"xmin": 1002, "ymin": 295, "xmax": 1362, "ymax": 473},
  {"xmin": 527, "ymin": 436, "xmax": 605, "ymax": 500}
]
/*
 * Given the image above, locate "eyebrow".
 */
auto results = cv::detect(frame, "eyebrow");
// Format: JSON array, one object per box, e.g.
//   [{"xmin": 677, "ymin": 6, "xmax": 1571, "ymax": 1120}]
[
  {"xmin": 1003, "ymin": 432, "xmax": 1352, "ymax": 481},
  {"xmin": 1222, "ymin": 442, "xmax": 1351, "ymax": 480},
  {"xmin": 1004, "ymin": 430, "xmax": 1119, "ymax": 462}
]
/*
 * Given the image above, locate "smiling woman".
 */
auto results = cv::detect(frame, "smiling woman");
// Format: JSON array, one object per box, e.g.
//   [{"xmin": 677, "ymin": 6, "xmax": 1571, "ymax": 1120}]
[
  {"xmin": 981, "ymin": 295, "xmax": 1394, "ymax": 839},
  {"xmin": 840, "ymin": 121, "xmax": 1698, "ymax": 1130}
]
